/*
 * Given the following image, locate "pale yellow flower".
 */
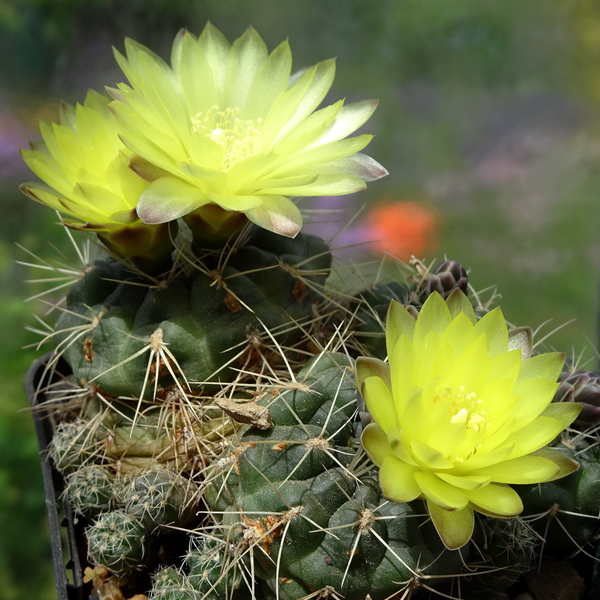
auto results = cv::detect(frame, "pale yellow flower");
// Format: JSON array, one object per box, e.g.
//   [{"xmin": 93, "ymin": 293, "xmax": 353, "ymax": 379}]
[
  {"xmin": 357, "ymin": 290, "xmax": 580, "ymax": 549},
  {"xmin": 20, "ymin": 91, "xmax": 173, "ymax": 270},
  {"xmin": 21, "ymin": 90, "xmax": 146, "ymax": 230},
  {"xmin": 108, "ymin": 24, "xmax": 387, "ymax": 237}
]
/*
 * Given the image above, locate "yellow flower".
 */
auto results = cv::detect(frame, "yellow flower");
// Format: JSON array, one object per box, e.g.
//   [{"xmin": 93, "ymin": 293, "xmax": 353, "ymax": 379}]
[
  {"xmin": 356, "ymin": 290, "xmax": 581, "ymax": 550},
  {"xmin": 108, "ymin": 24, "xmax": 387, "ymax": 238},
  {"xmin": 21, "ymin": 90, "xmax": 145, "ymax": 229},
  {"xmin": 20, "ymin": 90, "xmax": 173, "ymax": 271}
]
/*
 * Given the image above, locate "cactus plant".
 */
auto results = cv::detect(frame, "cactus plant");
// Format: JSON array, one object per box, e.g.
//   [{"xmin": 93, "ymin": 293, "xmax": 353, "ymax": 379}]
[{"xmin": 22, "ymin": 22, "xmax": 596, "ymax": 600}]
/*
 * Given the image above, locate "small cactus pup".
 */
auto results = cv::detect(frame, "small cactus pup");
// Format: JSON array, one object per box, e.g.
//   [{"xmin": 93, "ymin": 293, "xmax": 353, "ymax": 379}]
[
  {"xmin": 203, "ymin": 352, "xmax": 465, "ymax": 600},
  {"xmin": 356, "ymin": 290, "xmax": 581, "ymax": 551},
  {"xmin": 86, "ymin": 510, "xmax": 149, "ymax": 575}
]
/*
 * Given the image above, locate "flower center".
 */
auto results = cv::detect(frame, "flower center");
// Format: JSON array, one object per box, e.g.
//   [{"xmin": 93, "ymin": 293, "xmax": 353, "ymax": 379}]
[
  {"xmin": 191, "ymin": 105, "xmax": 262, "ymax": 171},
  {"xmin": 444, "ymin": 385, "xmax": 488, "ymax": 433}
]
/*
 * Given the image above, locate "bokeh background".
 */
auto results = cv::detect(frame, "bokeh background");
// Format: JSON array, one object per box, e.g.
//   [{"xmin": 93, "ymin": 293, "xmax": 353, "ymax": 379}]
[{"xmin": 2, "ymin": 0, "xmax": 600, "ymax": 597}]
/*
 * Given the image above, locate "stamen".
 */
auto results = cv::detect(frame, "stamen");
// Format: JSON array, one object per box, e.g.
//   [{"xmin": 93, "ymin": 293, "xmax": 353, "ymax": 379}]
[{"xmin": 191, "ymin": 105, "xmax": 262, "ymax": 171}]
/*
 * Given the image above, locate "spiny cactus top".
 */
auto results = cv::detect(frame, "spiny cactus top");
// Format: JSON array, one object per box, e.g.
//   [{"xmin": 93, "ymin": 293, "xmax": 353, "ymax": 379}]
[{"xmin": 356, "ymin": 289, "xmax": 581, "ymax": 549}]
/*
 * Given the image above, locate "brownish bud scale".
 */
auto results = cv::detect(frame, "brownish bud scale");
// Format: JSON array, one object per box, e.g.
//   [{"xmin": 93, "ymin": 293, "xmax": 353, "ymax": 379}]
[
  {"xmin": 555, "ymin": 370, "xmax": 600, "ymax": 426},
  {"xmin": 424, "ymin": 260, "xmax": 468, "ymax": 300}
]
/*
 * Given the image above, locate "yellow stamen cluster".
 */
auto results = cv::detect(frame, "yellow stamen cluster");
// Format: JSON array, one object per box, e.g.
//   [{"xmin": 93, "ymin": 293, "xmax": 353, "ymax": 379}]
[{"xmin": 190, "ymin": 106, "xmax": 263, "ymax": 172}]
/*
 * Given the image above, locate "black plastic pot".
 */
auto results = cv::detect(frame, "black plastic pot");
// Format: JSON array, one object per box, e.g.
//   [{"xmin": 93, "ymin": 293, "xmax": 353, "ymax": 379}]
[{"xmin": 25, "ymin": 352, "xmax": 85, "ymax": 600}]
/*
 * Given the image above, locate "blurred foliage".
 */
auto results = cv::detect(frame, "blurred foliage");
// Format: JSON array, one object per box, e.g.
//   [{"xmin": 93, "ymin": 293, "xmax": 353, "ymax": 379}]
[{"xmin": 2, "ymin": 1, "xmax": 600, "ymax": 598}]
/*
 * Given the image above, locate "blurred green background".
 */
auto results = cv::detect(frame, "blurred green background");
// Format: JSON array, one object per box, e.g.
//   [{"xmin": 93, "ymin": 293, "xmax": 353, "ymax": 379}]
[{"xmin": 2, "ymin": 0, "xmax": 600, "ymax": 597}]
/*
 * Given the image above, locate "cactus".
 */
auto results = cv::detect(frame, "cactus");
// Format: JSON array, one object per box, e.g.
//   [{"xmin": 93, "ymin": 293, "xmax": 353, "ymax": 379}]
[
  {"xmin": 86, "ymin": 510, "xmax": 149, "ymax": 574},
  {"xmin": 64, "ymin": 464, "xmax": 115, "ymax": 517},
  {"xmin": 21, "ymin": 23, "xmax": 596, "ymax": 600},
  {"xmin": 203, "ymin": 354, "xmax": 465, "ymax": 600},
  {"xmin": 53, "ymin": 228, "xmax": 331, "ymax": 399},
  {"xmin": 185, "ymin": 535, "xmax": 251, "ymax": 600},
  {"xmin": 150, "ymin": 567, "xmax": 200, "ymax": 600},
  {"xmin": 118, "ymin": 467, "xmax": 199, "ymax": 530}
]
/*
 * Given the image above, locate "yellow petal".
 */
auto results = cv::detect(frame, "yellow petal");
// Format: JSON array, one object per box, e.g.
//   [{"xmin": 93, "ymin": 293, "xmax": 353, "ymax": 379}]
[
  {"xmin": 137, "ymin": 177, "xmax": 209, "ymax": 224},
  {"xmin": 464, "ymin": 483, "xmax": 523, "ymax": 517},
  {"xmin": 474, "ymin": 307, "xmax": 508, "ymax": 357},
  {"xmin": 469, "ymin": 454, "xmax": 559, "ymax": 484},
  {"xmin": 414, "ymin": 471, "xmax": 469, "ymax": 510},
  {"xmin": 245, "ymin": 195, "xmax": 302, "ymax": 237},
  {"xmin": 224, "ymin": 27, "xmax": 269, "ymax": 109},
  {"xmin": 509, "ymin": 377, "xmax": 560, "ymax": 426},
  {"xmin": 436, "ymin": 472, "xmax": 491, "ymax": 490},
  {"xmin": 506, "ymin": 416, "xmax": 567, "ymax": 460},
  {"xmin": 540, "ymin": 402, "xmax": 582, "ymax": 428},
  {"xmin": 412, "ymin": 292, "xmax": 451, "ymax": 349},
  {"xmin": 410, "ymin": 439, "xmax": 454, "ymax": 470},
  {"xmin": 427, "ymin": 501, "xmax": 474, "ymax": 550},
  {"xmin": 361, "ymin": 422, "xmax": 392, "ymax": 466},
  {"xmin": 379, "ymin": 455, "xmax": 421, "ymax": 503},
  {"xmin": 530, "ymin": 447, "xmax": 580, "ymax": 481},
  {"xmin": 386, "ymin": 300, "xmax": 415, "ymax": 349},
  {"xmin": 518, "ymin": 352, "xmax": 565, "ymax": 383},
  {"xmin": 445, "ymin": 289, "xmax": 477, "ymax": 323},
  {"xmin": 355, "ymin": 356, "xmax": 390, "ymax": 391},
  {"xmin": 361, "ymin": 376, "xmax": 396, "ymax": 434}
]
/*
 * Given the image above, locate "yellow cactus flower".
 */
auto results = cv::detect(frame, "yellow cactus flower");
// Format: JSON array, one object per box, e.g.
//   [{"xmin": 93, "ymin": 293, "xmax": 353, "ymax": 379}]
[
  {"xmin": 20, "ymin": 90, "xmax": 173, "ymax": 271},
  {"xmin": 356, "ymin": 290, "xmax": 581, "ymax": 550},
  {"xmin": 108, "ymin": 24, "xmax": 387, "ymax": 238}
]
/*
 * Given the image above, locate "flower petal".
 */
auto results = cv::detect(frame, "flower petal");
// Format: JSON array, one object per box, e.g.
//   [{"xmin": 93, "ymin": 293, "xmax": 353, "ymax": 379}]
[
  {"xmin": 509, "ymin": 377, "xmax": 559, "ymax": 427},
  {"xmin": 410, "ymin": 439, "xmax": 454, "ymax": 470},
  {"xmin": 136, "ymin": 177, "xmax": 209, "ymax": 224},
  {"xmin": 464, "ymin": 483, "xmax": 523, "ymax": 517},
  {"xmin": 300, "ymin": 153, "xmax": 388, "ymax": 181},
  {"xmin": 414, "ymin": 471, "xmax": 469, "ymax": 510},
  {"xmin": 316, "ymin": 100, "xmax": 379, "ymax": 146},
  {"xmin": 361, "ymin": 375, "xmax": 396, "ymax": 434},
  {"xmin": 386, "ymin": 300, "xmax": 415, "ymax": 351},
  {"xmin": 530, "ymin": 447, "xmax": 580, "ymax": 481},
  {"xmin": 445, "ymin": 289, "xmax": 477, "ymax": 323},
  {"xmin": 245, "ymin": 195, "xmax": 302, "ymax": 237},
  {"xmin": 506, "ymin": 416, "xmax": 567, "ymax": 460},
  {"xmin": 436, "ymin": 472, "xmax": 490, "ymax": 490},
  {"xmin": 518, "ymin": 352, "xmax": 565, "ymax": 383},
  {"xmin": 474, "ymin": 307, "xmax": 508, "ymax": 357},
  {"xmin": 540, "ymin": 401, "xmax": 582, "ymax": 428},
  {"xmin": 412, "ymin": 292, "xmax": 451, "ymax": 349},
  {"xmin": 469, "ymin": 454, "xmax": 559, "ymax": 484},
  {"xmin": 361, "ymin": 422, "xmax": 392, "ymax": 466},
  {"xmin": 378, "ymin": 454, "xmax": 421, "ymax": 503},
  {"xmin": 355, "ymin": 356, "xmax": 390, "ymax": 391},
  {"xmin": 427, "ymin": 501, "xmax": 474, "ymax": 550},
  {"xmin": 224, "ymin": 27, "xmax": 269, "ymax": 109}
]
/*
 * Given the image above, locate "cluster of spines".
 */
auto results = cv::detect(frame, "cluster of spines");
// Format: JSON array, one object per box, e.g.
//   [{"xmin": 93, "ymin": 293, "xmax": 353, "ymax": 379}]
[{"xmin": 33, "ymin": 227, "xmax": 600, "ymax": 599}]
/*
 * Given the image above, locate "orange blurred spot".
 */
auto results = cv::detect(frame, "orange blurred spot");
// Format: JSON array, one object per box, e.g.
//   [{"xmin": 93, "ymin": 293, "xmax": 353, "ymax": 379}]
[{"xmin": 365, "ymin": 199, "xmax": 438, "ymax": 261}]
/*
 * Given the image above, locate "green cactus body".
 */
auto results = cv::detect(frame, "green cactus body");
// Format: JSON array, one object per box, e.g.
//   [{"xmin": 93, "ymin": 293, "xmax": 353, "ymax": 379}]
[
  {"xmin": 54, "ymin": 230, "xmax": 331, "ymax": 398},
  {"xmin": 49, "ymin": 420, "xmax": 100, "ymax": 473},
  {"xmin": 517, "ymin": 438, "xmax": 600, "ymax": 554},
  {"xmin": 65, "ymin": 465, "xmax": 114, "ymax": 517},
  {"xmin": 150, "ymin": 567, "xmax": 199, "ymax": 600},
  {"xmin": 86, "ymin": 510, "xmax": 149, "ymax": 574},
  {"xmin": 463, "ymin": 517, "xmax": 539, "ymax": 598},
  {"xmin": 351, "ymin": 282, "xmax": 411, "ymax": 360},
  {"xmin": 186, "ymin": 535, "xmax": 251, "ymax": 600},
  {"xmin": 118, "ymin": 467, "xmax": 199, "ymax": 530},
  {"xmin": 204, "ymin": 353, "xmax": 464, "ymax": 600}
]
